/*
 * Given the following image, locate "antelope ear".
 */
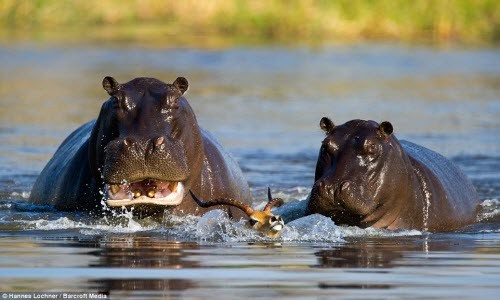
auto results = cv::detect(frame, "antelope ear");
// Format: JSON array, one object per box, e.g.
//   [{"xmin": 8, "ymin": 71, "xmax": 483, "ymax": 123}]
[
  {"xmin": 102, "ymin": 76, "xmax": 120, "ymax": 95},
  {"xmin": 379, "ymin": 121, "xmax": 393, "ymax": 136},
  {"xmin": 320, "ymin": 117, "xmax": 335, "ymax": 134},
  {"xmin": 173, "ymin": 77, "xmax": 189, "ymax": 95}
]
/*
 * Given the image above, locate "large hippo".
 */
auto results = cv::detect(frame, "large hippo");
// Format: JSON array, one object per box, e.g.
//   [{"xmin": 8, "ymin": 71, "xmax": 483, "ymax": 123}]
[
  {"xmin": 30, "ymin": 76, "xmax": 252, "ymax": 218},
  {"xmin": 307, "ymin": 117, "xmax": 480, "ymax": 232}
]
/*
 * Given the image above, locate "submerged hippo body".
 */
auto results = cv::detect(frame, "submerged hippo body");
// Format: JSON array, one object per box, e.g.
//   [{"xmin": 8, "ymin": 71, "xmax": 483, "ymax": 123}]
[
  {"xmin": 307, "ymin": 118, "xmax": 480, "ymax": 232},
  {"xmin": 30, "ymin": 77, "xmax": 251, "ymax": 217}
]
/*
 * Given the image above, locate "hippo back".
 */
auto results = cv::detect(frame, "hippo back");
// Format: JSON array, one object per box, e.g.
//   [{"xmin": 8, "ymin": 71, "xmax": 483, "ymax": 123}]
[
  {"xmin": 200, "ymin": 127, "xmax": 250, "ymax": 200},
  {"xmin": 401, "ymin": 140, "xmax": 479, "ymax": 223},
  {"xmin": 30, "ymin": 121, "xmax": 98, "ymax": 210}
]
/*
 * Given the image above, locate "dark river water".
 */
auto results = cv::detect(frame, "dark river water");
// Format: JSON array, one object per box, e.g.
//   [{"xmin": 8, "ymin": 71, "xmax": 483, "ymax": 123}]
[{"xmin": 0, "ymin": 42, "xmax": 499, "ymax": 299}]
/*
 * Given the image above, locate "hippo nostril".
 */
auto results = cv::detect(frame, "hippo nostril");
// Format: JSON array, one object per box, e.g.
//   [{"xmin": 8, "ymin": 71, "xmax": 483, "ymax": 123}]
[
  {"xmin": 123, "ymin": 138, "xmax": 133, "ymax": 147},
  {"xmin": 315, "ymin": 180, "xmax": 327, "ymax": 194},
  {"xmin": 150, "ymin": 136, "xmax": 166, "ymax": 152},
  {"xmin": 340, "ymin": 181, "xmax": 351, "ymax": 193},
  {"xmin": 328, "ymin": 185, "xmax": 336, "ymax": 196},
  {"xmin": 155, "ymin": 136, "xmax": 165, "ymax": 146}
]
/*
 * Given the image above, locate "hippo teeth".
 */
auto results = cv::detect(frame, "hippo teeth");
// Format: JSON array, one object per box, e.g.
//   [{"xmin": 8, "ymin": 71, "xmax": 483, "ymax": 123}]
[
  {"xmin": 105, "ymin": 180, "xmax": 184, "ymax": 207},
  {"xmin": 110, "ymin": 184, "xmax": 120, "ymax": 194},
  {"xmin": 170, "ymin": 182, "xmax": 178, "ymax": 192}
]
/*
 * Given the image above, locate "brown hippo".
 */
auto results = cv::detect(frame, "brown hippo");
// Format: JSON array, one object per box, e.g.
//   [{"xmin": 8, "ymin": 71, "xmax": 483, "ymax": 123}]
[
  {"xmin": 30, "ymin": 77, "xmax": 252, "ymax": 218},
  {"xmin": 307, "ymin": 117, "xmax": 480, "ymax": 232}
]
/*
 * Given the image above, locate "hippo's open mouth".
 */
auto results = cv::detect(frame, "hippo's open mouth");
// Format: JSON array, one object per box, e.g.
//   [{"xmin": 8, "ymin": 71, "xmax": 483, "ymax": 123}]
[{"xmin": 105, "ymin": 179, "xmax": 184, "ymax": 207}]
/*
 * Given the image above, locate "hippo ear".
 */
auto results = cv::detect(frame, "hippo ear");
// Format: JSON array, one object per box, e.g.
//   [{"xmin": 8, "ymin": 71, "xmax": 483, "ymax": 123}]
[
  {"xmin": 320, "ymin": 117, "xmax": 335, "ymax": 134},
  {"xmin": 102, "ymin": 76, "xmax": 120, "ymax": 95},
  {"xmin": 379, "ymin": 121, "xmax": 394, "ymax": 136},
  {"xmin": 173, "ymin": 77, "xmax": 189, "ymax": 95}
]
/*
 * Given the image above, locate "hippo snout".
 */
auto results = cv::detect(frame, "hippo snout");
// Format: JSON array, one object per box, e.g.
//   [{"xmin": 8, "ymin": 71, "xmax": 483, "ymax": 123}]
[
  {"xmin": 313, "ymin": 179, "xmax": 354, "ymax": 203},
  {"xmin": 315, "ymin": 179, "xmax": 335, "ymax": 197},
  {"xmin": 307, "ymin": 179, "xmax": 335, "ymax": 216},
  {"xmin": 115, "ymin": 136, "xmax": 167, "ymax": 156},
  {"xmin": 309, "ymin": 177, "xmax": 375, "ymax": 222},
  {"xmin": 102, "ymin": 135, "xmax": 189, "ymax": 184},
  {"xmin": 333, "ymin": 180, "xmax": 378, "ymax": 216}
]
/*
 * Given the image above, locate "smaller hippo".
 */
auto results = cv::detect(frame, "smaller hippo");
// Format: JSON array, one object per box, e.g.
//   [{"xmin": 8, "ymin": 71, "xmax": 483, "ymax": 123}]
[{"xmin": 307, "ymin": 117, "xmax": 480, "ymax": 232}]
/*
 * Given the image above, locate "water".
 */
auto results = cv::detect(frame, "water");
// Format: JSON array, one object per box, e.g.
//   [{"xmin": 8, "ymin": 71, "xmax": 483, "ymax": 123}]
[{"xmin": 0, "ymin": 42, "xmax": 499, "ymax": 299}]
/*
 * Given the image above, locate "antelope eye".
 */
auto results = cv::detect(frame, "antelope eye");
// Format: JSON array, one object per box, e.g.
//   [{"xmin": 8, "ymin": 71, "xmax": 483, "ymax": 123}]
[{"xmin": 249, "ymin": 219, "xmax": 258, "ymax": 227}]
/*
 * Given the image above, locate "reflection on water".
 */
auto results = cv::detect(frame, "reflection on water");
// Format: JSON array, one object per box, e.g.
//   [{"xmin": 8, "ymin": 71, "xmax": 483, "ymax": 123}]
[
  {"xmin": 92, "ymin": 236, "xmax": 199, "ymax": 294},
  {"xmin": 0, "ymin": 42, "xmax": 499, "ymax": 299},
  {"xmin": 0, "ymin": 234, "xmax": 499, "ymax": 299}
]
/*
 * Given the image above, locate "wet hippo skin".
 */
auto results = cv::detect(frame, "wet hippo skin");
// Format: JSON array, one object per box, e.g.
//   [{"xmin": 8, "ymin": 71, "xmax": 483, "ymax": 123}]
[
  {"xmin": 307, "ymin": 117, "xmax": 480, "ymax": 232},
  {"xmin": 30, "ymin": 77, "xmax": 252, "ymax": 218}
]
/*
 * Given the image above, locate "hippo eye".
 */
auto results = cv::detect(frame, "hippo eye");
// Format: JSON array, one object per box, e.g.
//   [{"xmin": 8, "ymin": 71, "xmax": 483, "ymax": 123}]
[
  {"xmin": 163, "ymin": 93, "xmax": 181, "ymax": 109},
  {"xmin": 322, "ymin": 139, "xmax": 338, "ymax": 154},
  {"xmin": 363, "ymin": 140, "xmax": 379, "ymax": 155},
  {"xmin": 111, "ymin": 93, "xmax": 128, "ymax": 110},
  {"xmin": 111, "ymin": 96, "xmax": 120, "ymax": 108}
]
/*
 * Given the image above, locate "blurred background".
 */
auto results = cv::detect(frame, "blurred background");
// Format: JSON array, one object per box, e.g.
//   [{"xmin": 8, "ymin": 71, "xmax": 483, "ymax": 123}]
[{"xmin": 1, "ymin": 0, "xmax": 499, "ymax": 44}]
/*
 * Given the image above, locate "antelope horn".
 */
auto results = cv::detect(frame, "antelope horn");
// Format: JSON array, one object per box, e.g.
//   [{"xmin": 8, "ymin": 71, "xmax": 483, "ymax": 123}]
[
  {"xmin": 264, "ymin": 187, "xmax": 285, "ymax": 212},
  {"xmin": 189, "ymin": 190, "xmax": 254, "ymax": 216}
]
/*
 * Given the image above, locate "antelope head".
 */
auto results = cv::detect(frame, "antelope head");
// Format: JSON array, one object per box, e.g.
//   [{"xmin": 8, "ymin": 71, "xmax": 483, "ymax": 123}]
[{"xmin": 189, "ymin": 188, "xmax": 285, "ymax": 238}]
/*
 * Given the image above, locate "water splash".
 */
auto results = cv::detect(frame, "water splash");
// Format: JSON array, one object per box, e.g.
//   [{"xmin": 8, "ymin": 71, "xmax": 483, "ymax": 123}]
[
  {"xmin": 195, "ymin": 210, "xmax": 421, "ymax": 243},
  {"xmin": 24, "ymin": 208, "xmax": 157, "ymax": 234},
  {"xmin": 196, "ymin": 209, "xmax": 266, "ymax": 242},
  {"xmin": 482, "ymin": 199, "xmax": 500, "ymax": 207},
  {"xmin": 10, "ymin": 191, "xmax": 30, "ymax": 199},
  {"xmin": 478, "ymin": 198, "xmax": 500, "ymax": 221},
  {"xmin": 414, "ymin": 166, "xmax": 431, "ymax": 232},
  {"xmin": 282, "ymin": 214, "xmax": 344, "ymax": 242},
  {"xmin": 0, "ymin": 192, "xmax": 425, "ymax": 241},
  {"xmin": 202, "ymin": 155, "xmax": 215, "ymax": 197}
]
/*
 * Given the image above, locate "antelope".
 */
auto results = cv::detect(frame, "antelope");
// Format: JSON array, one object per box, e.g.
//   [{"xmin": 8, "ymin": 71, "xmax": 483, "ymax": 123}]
[{"xmin": 189, "ymin": 188, "xmax": 285, "ymax": 238}]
